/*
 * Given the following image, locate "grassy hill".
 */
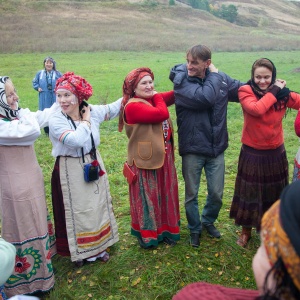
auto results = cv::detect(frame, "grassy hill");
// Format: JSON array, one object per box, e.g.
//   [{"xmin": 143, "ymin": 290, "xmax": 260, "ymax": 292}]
[{"xmin": 1, "ymin": 0, "xmax": 300, "ymax": 53}]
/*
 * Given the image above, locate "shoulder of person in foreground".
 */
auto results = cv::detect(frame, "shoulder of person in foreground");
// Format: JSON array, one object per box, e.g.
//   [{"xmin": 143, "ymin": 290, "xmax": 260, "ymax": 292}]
[
  {"xmin": 90, "ymin": 97, "xmax": 122, "ymax": 122},
  {"xmin": 172, "ymin": 282, "xmax": 259, "ymax": 300},
  {"xmin": 0, "ymin": 238, "xmax": 16, "ymax": 286}
]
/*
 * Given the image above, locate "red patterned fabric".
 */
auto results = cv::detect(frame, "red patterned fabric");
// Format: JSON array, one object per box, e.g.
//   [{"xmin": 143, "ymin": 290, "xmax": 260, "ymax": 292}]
[
  {"xmin": 129, "ymin": 138, "xmax": 180, "ymax": 247},
  {"xmin": 55, "ymin": 72, "xmax": 93, "ymax": 104},
  {"xmin": 173, "ymin": 282, "xmax": 259, "ymax": 300}
]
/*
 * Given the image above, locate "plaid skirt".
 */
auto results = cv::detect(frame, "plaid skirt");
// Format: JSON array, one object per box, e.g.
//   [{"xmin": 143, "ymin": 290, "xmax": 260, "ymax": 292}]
[{"xmin": 230, "ymin": 144, "xmax": 288, "ymax": 230}]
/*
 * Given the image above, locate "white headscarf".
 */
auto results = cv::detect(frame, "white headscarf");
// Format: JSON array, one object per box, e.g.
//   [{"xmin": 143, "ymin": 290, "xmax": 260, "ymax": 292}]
[{"xmin": 0, "ymin": 76, "xmax": 19, "ymax": 120}]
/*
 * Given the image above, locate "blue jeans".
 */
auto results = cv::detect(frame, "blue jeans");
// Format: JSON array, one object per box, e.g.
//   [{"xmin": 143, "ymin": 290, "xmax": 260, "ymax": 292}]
[{"xmin": 182, "ymin": 153, "xmax": 224, "ymax": 234}]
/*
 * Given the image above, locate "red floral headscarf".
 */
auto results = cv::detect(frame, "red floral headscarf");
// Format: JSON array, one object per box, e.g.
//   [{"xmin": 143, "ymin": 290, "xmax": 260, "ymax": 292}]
[
  {"xmin": 55, "ymin": 72, "xmax": 93, "ymax": 104},
  {"xmin": 118, "ymin": 67, "xmax": 154, "ymax": 132}
]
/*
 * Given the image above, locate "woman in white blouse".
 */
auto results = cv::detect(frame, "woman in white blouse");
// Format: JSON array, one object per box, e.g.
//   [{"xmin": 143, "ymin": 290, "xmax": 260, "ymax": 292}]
[
  {"xmin": 0, "ymin": 76, "xmax": 57, "ymax": 297},
  {"xmin": 49, "ymin": 72, "xmax": 120, "ymax": 267}
]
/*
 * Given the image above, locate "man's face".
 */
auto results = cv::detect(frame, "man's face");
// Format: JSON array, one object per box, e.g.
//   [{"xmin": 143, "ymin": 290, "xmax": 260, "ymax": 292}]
[{"xmin": 186, "ymin": 54, "xmax": 210, "ymax": 79}]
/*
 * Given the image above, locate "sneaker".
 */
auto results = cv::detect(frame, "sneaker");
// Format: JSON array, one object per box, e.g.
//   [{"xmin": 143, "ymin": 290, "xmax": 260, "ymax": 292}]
[
  {"xmin": 190, "ymin": 233, "xmax": 200, "ymax": 247},
  {"xmin": 203, "ymin": 224, "xmax": 221, "ymax": 238}
]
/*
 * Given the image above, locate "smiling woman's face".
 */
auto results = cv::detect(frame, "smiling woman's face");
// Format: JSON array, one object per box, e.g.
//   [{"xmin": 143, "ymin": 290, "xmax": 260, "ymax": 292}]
[
  {"xmin": 56, "ymin": 89, "xmax": 78, "ymax": 115},
  {"xmin": 253, "ymin": 66, "xmax": 273, "ymax": 91},
  {"xmin": 134, "ymin": 75, "xmax": 154, "ymax": 99},
  {"xmin": 5, "ymin": 80, "xmax": 19, "ymax": 110}
]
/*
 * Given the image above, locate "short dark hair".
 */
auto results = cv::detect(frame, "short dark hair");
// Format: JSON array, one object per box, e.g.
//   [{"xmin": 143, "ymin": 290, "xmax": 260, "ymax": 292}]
[{"xmin": 186, "ymin": 45, "xmax": 211, "ymax": 61}]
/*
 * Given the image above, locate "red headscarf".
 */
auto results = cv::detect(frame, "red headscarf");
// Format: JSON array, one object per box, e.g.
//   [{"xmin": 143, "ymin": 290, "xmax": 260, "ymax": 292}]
[
  {"xmin": 55, "ymin": 72, "xmax": 93, "ymax": 104},
  {"xmin": 118, "ymin": 67, "xmax": 154, "ymax": 132}
]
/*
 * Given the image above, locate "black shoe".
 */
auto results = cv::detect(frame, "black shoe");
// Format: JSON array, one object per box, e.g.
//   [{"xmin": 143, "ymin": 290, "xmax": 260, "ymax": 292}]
[
  {"xmin": 74, "ymin": 259, "xmax": 84, "ymax": 267},
  {"xmin": 163, "ymin": 237, "xmax": 177, "ymax": 246},
  {"xmin": 203, "ymin": 224, "xmax": 221, "ymax": 238},
  {"xmin": 190, "ymin": 233, "xmax": 200, "ymax": 247},
  {"xmin": 137, "ymin": 237, "xmax": 154, "ymax": 249}
]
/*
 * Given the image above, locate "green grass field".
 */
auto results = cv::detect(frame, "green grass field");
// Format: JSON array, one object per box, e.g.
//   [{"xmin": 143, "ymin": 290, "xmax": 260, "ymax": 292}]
[{"xmin": 1, "ymin": 50, "xmax": 300, "ymax": 300}]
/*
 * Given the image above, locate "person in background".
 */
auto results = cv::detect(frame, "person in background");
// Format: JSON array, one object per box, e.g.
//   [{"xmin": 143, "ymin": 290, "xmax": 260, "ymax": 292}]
[
  {"xmin": 119, "ymin": 67, "xmax": 180, "ymax": 249},
  {"xmin": 0, "ymin": 76, "xmax": 57, "ymax": 297},
  {"xmin": 32, "ymin": 56, "xmax": 62, "ymax": 135},
  {"xmin": 173, "ymin": 180, "xmax": 300, "ymax": 300},
  {"xmin": 230, "ymin": 58, "xmax": 300, "ymax": 248},
  {"xmin": 169, "ymin": 44, "xmax": 243, "ymax": 247},
  {"xmin": 292, "ymin": 108, "xmax": 300, "ymax": 181},
  {"xmin": 49, "ymin": 72, "xmax": 120, "ymax": 267}
]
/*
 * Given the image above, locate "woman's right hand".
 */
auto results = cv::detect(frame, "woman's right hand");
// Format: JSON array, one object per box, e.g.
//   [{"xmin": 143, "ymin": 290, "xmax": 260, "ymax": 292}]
[{"xmin": 38, "ymin": 87, "xmax": 43, "ymax": 92}]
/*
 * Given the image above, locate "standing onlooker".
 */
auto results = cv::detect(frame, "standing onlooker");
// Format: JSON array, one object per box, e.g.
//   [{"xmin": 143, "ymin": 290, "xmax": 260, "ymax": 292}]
[
  {"xmin": 293, "ymin": 109, "xmax": 300, "ymax": 181},
  {"xmin": 119, "ymin": 67, "xmax": 180, "ymax": 249},
  {"xmin": 0, "ymin": 76, "xmax": 57, "ymax": 297},
  {"xmin": 230, "ymin": 58, "xmax": 300, "ymax": 247},
  {"xmin": 169, "ymin": 44, "xmax": 243, "ymax": 247},
  {"xmin": 49, "ymin": 72, "xmax": 120, "ymax": 267},
  {"xmin": 32, "ymin": 56, "xmax": 62, "ymax": 135}
]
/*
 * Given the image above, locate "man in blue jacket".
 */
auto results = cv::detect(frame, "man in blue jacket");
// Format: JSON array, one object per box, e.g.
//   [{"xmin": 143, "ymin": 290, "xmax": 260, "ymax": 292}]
[{"xmin": 169, "ymin": 44, "xmax": 243, "ymax": 247}]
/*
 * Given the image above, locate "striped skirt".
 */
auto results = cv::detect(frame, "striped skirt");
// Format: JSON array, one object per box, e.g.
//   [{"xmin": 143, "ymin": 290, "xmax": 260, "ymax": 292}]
[{"xmin": 230, "ymin": 144, "xmax": 288, "ymax": 231}]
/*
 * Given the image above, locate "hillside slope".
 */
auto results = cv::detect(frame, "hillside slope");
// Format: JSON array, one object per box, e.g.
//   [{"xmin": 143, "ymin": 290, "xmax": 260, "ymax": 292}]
[{"xmin": 0, "ymin": 0, "xmax": 300, "ymax": 53}]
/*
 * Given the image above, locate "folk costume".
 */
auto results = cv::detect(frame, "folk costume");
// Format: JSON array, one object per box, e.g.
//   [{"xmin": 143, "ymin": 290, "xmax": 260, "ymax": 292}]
[
  {"xmin": 32, "ymin": 57, "xmax": 62, "ymax": 111},
  {"xmin": 119, "ymin": 68, "xmax": 180, "ymax": 249},
  {"xmin": 174, "ymin": 181, "xmax": 300, "ymax": 300},
  {"xmin": 230, "ymin": 59, "xmax": 300, "ymax": 246},
  {"xmin": 49, "ymin": 72, "xmax": 120, "ymax": 264},
  {"xmin": 32, "ymin": 57, "xmax": 62, "ymax": 135},
  {"xmin": 0, "ymin": 76, "xmax": 57, "ymax": 297},
  {"xmin": 0, "ymin": 238, "xmax": 16, "ymax": 300}
]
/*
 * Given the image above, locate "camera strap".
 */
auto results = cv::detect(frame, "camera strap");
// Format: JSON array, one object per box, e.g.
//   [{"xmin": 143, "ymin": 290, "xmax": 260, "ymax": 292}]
[{"xmin": 67, "ymin": 115, "xmax": 95, "ymax": 164}]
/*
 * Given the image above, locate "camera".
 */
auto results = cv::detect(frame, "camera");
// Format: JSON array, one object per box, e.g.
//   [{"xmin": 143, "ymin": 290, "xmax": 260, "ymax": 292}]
[
  {"xmin": 84, "ymin": 163, "xmax": 99, "ymax": 182},
  {"xmin": 47, "ymin": 84, "xmax": 52, "ymax": 90}
]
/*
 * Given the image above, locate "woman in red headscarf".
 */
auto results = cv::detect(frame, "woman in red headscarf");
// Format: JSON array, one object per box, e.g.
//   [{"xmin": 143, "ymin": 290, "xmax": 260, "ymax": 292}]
[
  {"xmin": 49, "ymin": 72, "xmax": 121, "ymax": 267},
  {"xmin": 119, "ymin": 67, "xmax": 180, "ymax": 249}
]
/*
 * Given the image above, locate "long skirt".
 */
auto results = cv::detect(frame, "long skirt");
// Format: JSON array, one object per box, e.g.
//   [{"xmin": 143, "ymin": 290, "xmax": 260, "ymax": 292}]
[
  {"xmin": 51, "ymin": 151, "xmax": 119, "ymax": 262},
  {"xmin": 0, "ymin": 145, "xmax": 56, "ymax": 297},
  {"xmin": 129, "ymin": 141, "xmax": 180, "ymax": 248},
  {"xmin": 230, "ymin": 144, "xmax": 288, "ymax": 231}
]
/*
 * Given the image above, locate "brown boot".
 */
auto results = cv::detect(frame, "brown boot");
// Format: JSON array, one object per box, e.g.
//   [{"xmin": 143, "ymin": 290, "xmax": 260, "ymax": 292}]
[{"xmin": 237, "ymin": 227, "xmax": 252, "ymax": 248}]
